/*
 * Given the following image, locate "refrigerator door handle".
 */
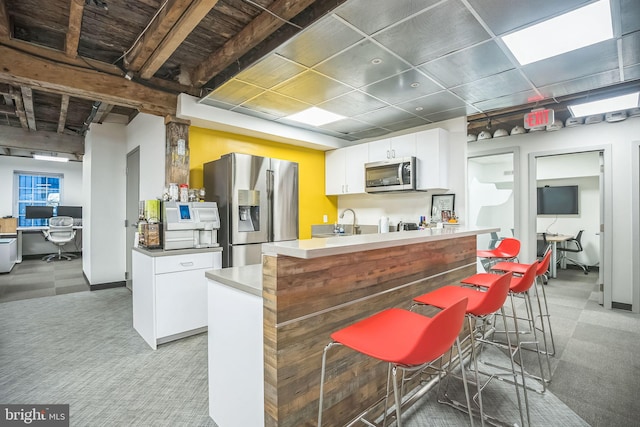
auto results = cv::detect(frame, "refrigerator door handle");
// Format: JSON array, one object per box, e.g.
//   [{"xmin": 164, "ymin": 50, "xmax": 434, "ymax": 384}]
[{"xmin": 267, "ymin": 169, "xmax": 274, "ymax": 242}]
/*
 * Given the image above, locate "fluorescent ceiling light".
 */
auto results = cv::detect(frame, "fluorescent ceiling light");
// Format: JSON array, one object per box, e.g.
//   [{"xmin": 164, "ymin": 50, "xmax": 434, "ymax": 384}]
[
  {"xmin": 33, "ymin": 154, "xmax": 69, "ymax": 162},
  {"xmin": 568, "ymin": 92, "xmax": 639, "ymax": 117},
  {"xmin": 285, "ymin": 107, "xmax": 346, "ymax": 127},
  {"xmin": 502, "ymin": 0, "xmax": 613, "ymax": 65}
]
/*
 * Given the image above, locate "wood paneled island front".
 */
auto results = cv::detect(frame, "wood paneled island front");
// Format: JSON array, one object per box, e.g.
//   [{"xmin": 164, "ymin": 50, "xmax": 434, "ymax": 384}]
[{"xmin": 206, "ymin": 226, "xmax": 495, "ymax": 427}]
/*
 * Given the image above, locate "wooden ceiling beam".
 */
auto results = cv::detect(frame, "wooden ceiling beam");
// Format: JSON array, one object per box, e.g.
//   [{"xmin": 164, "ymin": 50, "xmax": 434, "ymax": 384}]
[
  {"xmin": 125, "ymin": 0, "xmax": 194, "ymax": 72},
  {"xmin": 92, "ymin": 102, "xmax": 113, "ymax": 123},
  {"xmin": 57, "ymin": 94, "xmax": 69, "ymax": 133},
  {"xmin": 0, "ymin": 44, "xmax": 177, "ymax": 116},
  {"xmin": 20, "ymin": 86, "xmax": 36, "ymax": 130},
  {"xmin": 191, "ymin": 0, "xmax": 316, "ymax": 87},
  {"xmin": 0, "ymin": 0, "xmax": 9, "ymax": 39},
  {"xmin": 139, "ymin": 0, "xmax": 220, "ymax": 80},
  {"xmin": 9, "ymin": 85, "xmax": 28, "ymax": 129},
  {"xmin": 0, "ymin": 104, "xmax": 15, "ymax": 114},
  {"xmin": 65, "ymin": 0, "xmax": 85, "ymax": 57},
  {"xmin": 0, "ymin": 126, "xmax": 84, "ymax": 155}
]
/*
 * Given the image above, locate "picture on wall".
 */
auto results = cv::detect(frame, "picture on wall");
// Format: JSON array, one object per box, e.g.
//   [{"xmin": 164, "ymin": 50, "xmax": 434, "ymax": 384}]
[{"xmin": 431, "ymin": 194, "xmax": 455, "ymax": 222}]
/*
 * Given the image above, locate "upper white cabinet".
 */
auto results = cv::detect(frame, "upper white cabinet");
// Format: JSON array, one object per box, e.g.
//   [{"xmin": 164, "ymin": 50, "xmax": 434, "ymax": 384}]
[
  {"xmin": 415, "ymin": 128, "xmax": 449, "ymax": 191},
  {"xmin": 368, "ymin": 133, "xmax": 417, "ymax": 162},
  {"xmin": 325, "ymin": 144, "xmax": 369, "ymax": 195}
]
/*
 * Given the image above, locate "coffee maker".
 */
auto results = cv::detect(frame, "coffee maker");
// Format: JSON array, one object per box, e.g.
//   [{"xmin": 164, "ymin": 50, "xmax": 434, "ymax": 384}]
[{"xmin": 162, "ymin": 201, "xmax": 221, "ymax": 250}]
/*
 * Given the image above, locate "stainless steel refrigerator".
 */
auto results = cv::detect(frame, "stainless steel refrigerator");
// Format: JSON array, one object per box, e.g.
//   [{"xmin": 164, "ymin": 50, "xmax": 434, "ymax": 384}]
[{"xmin": 203, "ymin": 152, "xmax": 299, "ymax": 267}]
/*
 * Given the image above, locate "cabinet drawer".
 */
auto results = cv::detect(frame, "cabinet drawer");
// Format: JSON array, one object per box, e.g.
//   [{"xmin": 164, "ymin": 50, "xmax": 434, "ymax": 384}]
[{"xmin": 154, "ymin": 253, "xmax": 214, "ymax": 274}]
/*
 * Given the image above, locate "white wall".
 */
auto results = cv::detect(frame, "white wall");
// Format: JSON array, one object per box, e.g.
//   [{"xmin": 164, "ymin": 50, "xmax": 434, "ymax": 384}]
[
  {"xmin": 468, "ymin": 117, "xmax": 640, "ymax": 309},
  {"xmin": 126, "ymin": 113, "xmax": 166, "ymax": 200},
  {"xmin": 337, "ymin": 117, "xmax": 468, "ymax": 229},
  {"xmin": 83, "ymin": 122, "xmax": 127, "ymax": 286},
  {"xmin": 0, "ymin": 156, "xmax": 83, "ymax": 255}
]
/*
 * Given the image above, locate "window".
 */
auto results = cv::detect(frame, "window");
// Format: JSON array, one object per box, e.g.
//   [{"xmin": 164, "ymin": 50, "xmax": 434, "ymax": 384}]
[{"xmin": 14, "ymin": 172, "xmax": 63, "ymax": 227}]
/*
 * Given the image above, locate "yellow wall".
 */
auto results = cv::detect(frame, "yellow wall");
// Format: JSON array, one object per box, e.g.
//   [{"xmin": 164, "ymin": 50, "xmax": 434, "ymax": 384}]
[{"xmin": 189, "ymin": 126, "xmax": 337, "ymax": 239}]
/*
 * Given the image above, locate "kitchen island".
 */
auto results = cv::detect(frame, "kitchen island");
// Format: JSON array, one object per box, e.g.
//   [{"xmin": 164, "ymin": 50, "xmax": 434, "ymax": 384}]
[{"xmin": 206, "ymin": 226, "xmax": 496, "ymax": 427}]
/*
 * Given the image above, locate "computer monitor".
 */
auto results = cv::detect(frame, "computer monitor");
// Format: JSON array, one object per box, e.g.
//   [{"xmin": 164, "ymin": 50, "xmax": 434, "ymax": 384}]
[
  {"xmin": 57, "ymin": 206, "xmax": 82, "ymax": 218},
  {"xmin": 25, "ymin": 205, "xmax": 54, "ymax": 219}
]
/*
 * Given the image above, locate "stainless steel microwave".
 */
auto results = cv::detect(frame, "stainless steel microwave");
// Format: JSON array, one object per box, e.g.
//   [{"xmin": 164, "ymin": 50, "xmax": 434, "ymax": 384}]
[{"xmin": 365, "ymin": 157, "xmax": 416, "ymax": 193}]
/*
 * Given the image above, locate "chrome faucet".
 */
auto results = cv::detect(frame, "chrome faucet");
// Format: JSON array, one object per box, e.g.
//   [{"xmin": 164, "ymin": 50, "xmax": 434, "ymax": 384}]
[{"xmin": 339, "ymin": 208, "xmax": 357, "ymax": 234}]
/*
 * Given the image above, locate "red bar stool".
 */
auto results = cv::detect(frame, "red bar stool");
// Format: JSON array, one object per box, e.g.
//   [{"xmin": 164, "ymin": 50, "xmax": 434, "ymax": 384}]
[
  {"xmin": 318, "ymin": 298, "xmax": 472, "ymax": 427},
  {"xmin": 412, "ymin": 272, "xmax": 525, "ymax": 427},
  {"xmin": 492, "ymin": 247, "xmax": 556, "ymax": 358},
  {"xmin": 463, "ymin": 262, "xmax": 547, "ymax": 426},
  {"xmin": 476, "ymin": 237, "xmax": 520, "ymax": 270}
]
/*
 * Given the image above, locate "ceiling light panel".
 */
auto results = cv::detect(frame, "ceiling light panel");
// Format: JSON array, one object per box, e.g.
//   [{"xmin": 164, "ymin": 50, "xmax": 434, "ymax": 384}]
[
  {"xmin": 33, "ymin": 154, "xmax": 68, "ymax": 162},
  {"xmin": 313, "ymin": 40, "xmax": 411, "ymax": 88},
  {"xmin": 419, "ymin": 41, "xmax": 514, "ymax": 88},
  {"xmin": 285, "ymin": 107, "xmax": 347, "ymax": 126},
  {"xmin": 275, "ymin": 17, "xmax": 363, "ymax": 68},
  {"xmin": 568, "ymin": 92, "xmax": 639, "ymax": 117},
  {"xmin": 361, "ymin": 69, "xmax": 442, "ymax": 104},
  {"xmin": 374, "ymin": 1, "xmax": 490, "ymax": 66},
  {"xmin": 502, "ymin": 0, "xmax": 613, "ymax": 65},
  {"xmin": 335, "ymin": 0, "xmax": 440, "ymax": 35},
  {"xmin": 466, "ymin": 0, "xmax": 592, "ymax": 36}
]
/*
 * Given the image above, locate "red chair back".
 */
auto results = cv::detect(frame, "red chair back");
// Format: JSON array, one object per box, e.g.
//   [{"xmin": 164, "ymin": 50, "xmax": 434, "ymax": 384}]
[
  {"xmin": 510, "ymin": 261, "xmax": 537, "ymax": 293},
  {"xmin": 405, "ymin": 297, "xmax": 468, "ymax": 366},
  {"xmin": 468, "ymin": 272, "xmax": 512, "ymax": 316},
  {"xmin": 537, "ymin": 248, "xmax": 552, "ymax": 277},
  {"xmin": 494, "ymin": 238, "xmax": 520, "ymax": 258}
]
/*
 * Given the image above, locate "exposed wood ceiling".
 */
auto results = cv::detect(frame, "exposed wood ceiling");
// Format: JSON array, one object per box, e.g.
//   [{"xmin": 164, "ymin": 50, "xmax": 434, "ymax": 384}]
[
  {"xmin": 0, "ymin": 0, "xmax": 346, "ymax": 160},
  {"xmin": 0, "ymin": 0, "xmax": 638, "ymax": 161}
]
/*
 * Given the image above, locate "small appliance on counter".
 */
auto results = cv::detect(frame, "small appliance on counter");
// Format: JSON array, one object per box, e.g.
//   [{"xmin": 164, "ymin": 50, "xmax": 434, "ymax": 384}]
[{"xmin": 162, "ymin": 201, "xmax": 221, "ymax": 250}]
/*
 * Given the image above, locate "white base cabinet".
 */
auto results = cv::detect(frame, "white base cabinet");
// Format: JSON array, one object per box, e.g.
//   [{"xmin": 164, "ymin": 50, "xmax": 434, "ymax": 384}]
[{"xmin": 132, "ymin": 248, "xmax": 222, "ymax": 349}]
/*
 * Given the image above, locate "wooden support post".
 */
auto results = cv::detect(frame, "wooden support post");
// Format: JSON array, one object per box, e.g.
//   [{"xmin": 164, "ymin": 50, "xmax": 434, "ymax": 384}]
[{"xmin": 164, "ymin": 115, "xmax": 191, "ymax": 188}]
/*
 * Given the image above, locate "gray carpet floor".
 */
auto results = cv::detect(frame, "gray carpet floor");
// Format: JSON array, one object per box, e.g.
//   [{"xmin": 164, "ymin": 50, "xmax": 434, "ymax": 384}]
[{"xmin": 0, "ymin": 264, "xmax": 638, "ymax": 426}]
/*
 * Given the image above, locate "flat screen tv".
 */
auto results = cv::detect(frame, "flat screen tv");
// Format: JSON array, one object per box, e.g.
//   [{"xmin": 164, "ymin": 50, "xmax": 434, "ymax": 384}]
[{"xmin": 537, "ymin": 185, "xmax": 579, "ymax": 215}]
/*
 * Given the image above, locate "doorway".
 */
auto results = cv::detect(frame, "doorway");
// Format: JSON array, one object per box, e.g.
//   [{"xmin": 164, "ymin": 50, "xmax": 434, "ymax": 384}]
[{"xmin": 125, "ymin": 147, "xmax": 140, "ymax": 290}]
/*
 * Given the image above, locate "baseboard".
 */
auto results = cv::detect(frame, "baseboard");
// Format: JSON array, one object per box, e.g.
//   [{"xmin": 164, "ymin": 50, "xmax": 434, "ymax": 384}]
[
  {"xmin": 611, "ymin": 302, "xmax": 632, "ymax": 311},
  {"xmin": 89, "ymin": 281, "xmax": 126, "ymax": 291}
]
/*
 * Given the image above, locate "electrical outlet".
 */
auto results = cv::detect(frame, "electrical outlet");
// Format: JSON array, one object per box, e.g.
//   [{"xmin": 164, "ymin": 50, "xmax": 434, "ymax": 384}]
[{"xmin": 323, "ymin": 214, "xmax": 328, "ymax": 223}]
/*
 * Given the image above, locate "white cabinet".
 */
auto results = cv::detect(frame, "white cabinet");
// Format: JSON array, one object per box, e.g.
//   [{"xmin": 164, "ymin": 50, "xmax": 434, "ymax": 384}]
[
  {"xmin": 132, "ymin": 248, "xmax": 222, "ymax": 349},
  {"xmin": 415, "ymin": 128, "xmax": 449, "ymax": 191},
  {"xmin": 368, "ymin": 133, "xmax": 417, "ymax": 161},
  {"xmin": 325, "ymin": 144, "xmax": 369, "ymax": 195}
]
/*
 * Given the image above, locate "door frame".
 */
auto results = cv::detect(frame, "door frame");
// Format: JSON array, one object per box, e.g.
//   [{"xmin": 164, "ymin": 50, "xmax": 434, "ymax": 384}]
[
  {"xmin": 632, "ymin": 141, "xmax": 640, "ymax": 313},
  {"xmin": 126, "ymin": 146, "xmax": 140, "ymax": 290},
  {"xmin": 528, "ymin": 145, "xmax": 613, "ymax": 309}
]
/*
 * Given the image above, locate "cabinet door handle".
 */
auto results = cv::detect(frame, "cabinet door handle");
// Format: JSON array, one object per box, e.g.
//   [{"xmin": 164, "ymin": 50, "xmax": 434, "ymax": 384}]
[
  {"xmin": 386, "ymin": 150, "xmax": 390, "ymax": 159},
  {"xmin": 180, "ymin": 262, "xmax": 194, "ymax": 267},
  {"xmin": 391, "ymin": 149, "xmax": 396, "ymax": 158},
  {"xmin": 345, "ymin": 184, "xmax": 349, "ymax": 193}
]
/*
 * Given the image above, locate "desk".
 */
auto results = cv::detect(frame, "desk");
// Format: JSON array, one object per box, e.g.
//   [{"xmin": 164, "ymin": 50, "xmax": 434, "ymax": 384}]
[
  {"xmin": 540, "ymin": 234, "xmax": 572, "ymax": 278},
  {"xmin": 13, "ymin": 226, "xmax": 82, "ymax": 263}
]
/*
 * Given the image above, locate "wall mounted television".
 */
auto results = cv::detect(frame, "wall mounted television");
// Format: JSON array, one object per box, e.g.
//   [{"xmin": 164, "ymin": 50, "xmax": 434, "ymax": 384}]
[{"xmin": 537, "ymin": 185, "xmax": 579, "ymax": 215}]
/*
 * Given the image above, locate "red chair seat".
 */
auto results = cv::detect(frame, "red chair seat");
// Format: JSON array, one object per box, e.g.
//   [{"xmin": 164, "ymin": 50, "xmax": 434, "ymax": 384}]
[
  {"xmin": 461, "ymin": 273, "xmax": 498, "ymax": 287},
  {"xmin": 491, "ymin": 261, "xmax": 528, "ymax": 275}
]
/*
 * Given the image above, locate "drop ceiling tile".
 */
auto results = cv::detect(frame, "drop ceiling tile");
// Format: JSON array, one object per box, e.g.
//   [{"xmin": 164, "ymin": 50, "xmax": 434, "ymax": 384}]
[
  {"xmin": 382, "ymin": 116, "xmax": 431, "ymax": 132},
  {"xmin": 203, "ymin": 80, "xmax": 264, "ymax": 106},
  {"xmin": 374, "ymin": 1, "xmax": 490, "ymax": 66},
  {"xmin": 235, "ymin": 55, "xmax": 306, "ymax": 89},
  {"xmin": 538, "ymin": 70, "xmax": 620, "ymax": 99},
  {"xmin": 423, "ymin": 107, "xmax": 470, "ymax": 123},
  {"xmin": 272, "ymin": 71, "xmax": 353, "ymax": 104},
  {"xmin": 199, "ymin": 98, "xmax": 235, "ymax": 110},
  {"xmin": 623, "ymin": 64, "xmax": 640, "ymax": 81},
  {"xmin": 419, "ymin": 41, "xmax": 515, "ymax": 88},
  {"xmin": 622, "ymin": 31, "xmax": 640, "ymax": 67},
  {"xmin": 232, "ymin": 106, "xmax": 281, "ymax": 121},
  {"xmin": 362, "ymin": 69, "xmax": 442, "ymax": 104},
  {"xmin": 353, "ymin": 106, "xmax": 417, "ymax": 127},
  {"xmin": 396, "ymin": 91, "xmax": 466, "ymax": 117},
  {"xmin": 318, "ymin": 91, "xmax": 388, "ymax": 116},
  {"xmin": 240, "ymin": 92, "xmax": 310, "ymax": 118},
  {"xmin": 348, "ymin": 127, "xmax": 393, "ymax": 139},
  {"xmin": 314, "ymin": 40, "xmax": 411, "ymax": 88},
  {"xmin": 522, "ymin": 40, "xmax": 619, "ymax": 87},
  {"xmin": 472, "ymin": 90, "xmax": 541, "ymax": 112},
  {"xmin": 275, "ymin": 16, "xmax": 364, "ymax": 67},
  {"xmin": 319, "ymin": 118, "xmax": 375, "ymax": 134},
  {"xmin": 450, "ymin": 69, "xmax": 532, "ymax": 104},
  {"xmin": 465, "ymin": 0, "xmax": 592, "ymax": 36},
  {"xmin": 621, "ymin": 0, "xmax": 640, "ymax": 34},
  {"xmin": 335, "ymin": 0, "xmax": 440, "ymax": 35}
]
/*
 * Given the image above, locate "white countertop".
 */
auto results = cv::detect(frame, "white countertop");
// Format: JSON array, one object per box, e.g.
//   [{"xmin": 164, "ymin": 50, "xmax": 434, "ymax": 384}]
[
  {"xmin": 262, "ymin": 225, "xmax": 498, "ymax": 259},
  {"xmin": 206, "ymin": 264, "xmax": 262, "ymax": 297}
]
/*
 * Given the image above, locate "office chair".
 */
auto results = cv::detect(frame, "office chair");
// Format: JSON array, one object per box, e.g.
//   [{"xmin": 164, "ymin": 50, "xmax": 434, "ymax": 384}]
[
  {"xmin": 42, "ymin": 216, "xmax": 77, "ymax": 262},
  {"xmin": 556, "ymin": 230, "xmax": 589, "ymax": 274}
]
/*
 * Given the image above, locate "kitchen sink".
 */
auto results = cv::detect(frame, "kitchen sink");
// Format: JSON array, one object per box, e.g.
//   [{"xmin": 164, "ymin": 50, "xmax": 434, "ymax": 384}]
[{"xmin": 312, "ymin": 232, "xmax": 356, "ymax": 238}]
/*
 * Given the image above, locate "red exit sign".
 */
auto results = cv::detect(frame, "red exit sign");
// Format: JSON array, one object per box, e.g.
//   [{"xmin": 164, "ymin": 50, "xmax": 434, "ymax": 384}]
[{"xmin": 524, "ymin": 108, "xmax": 554, "ymax": 129}]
